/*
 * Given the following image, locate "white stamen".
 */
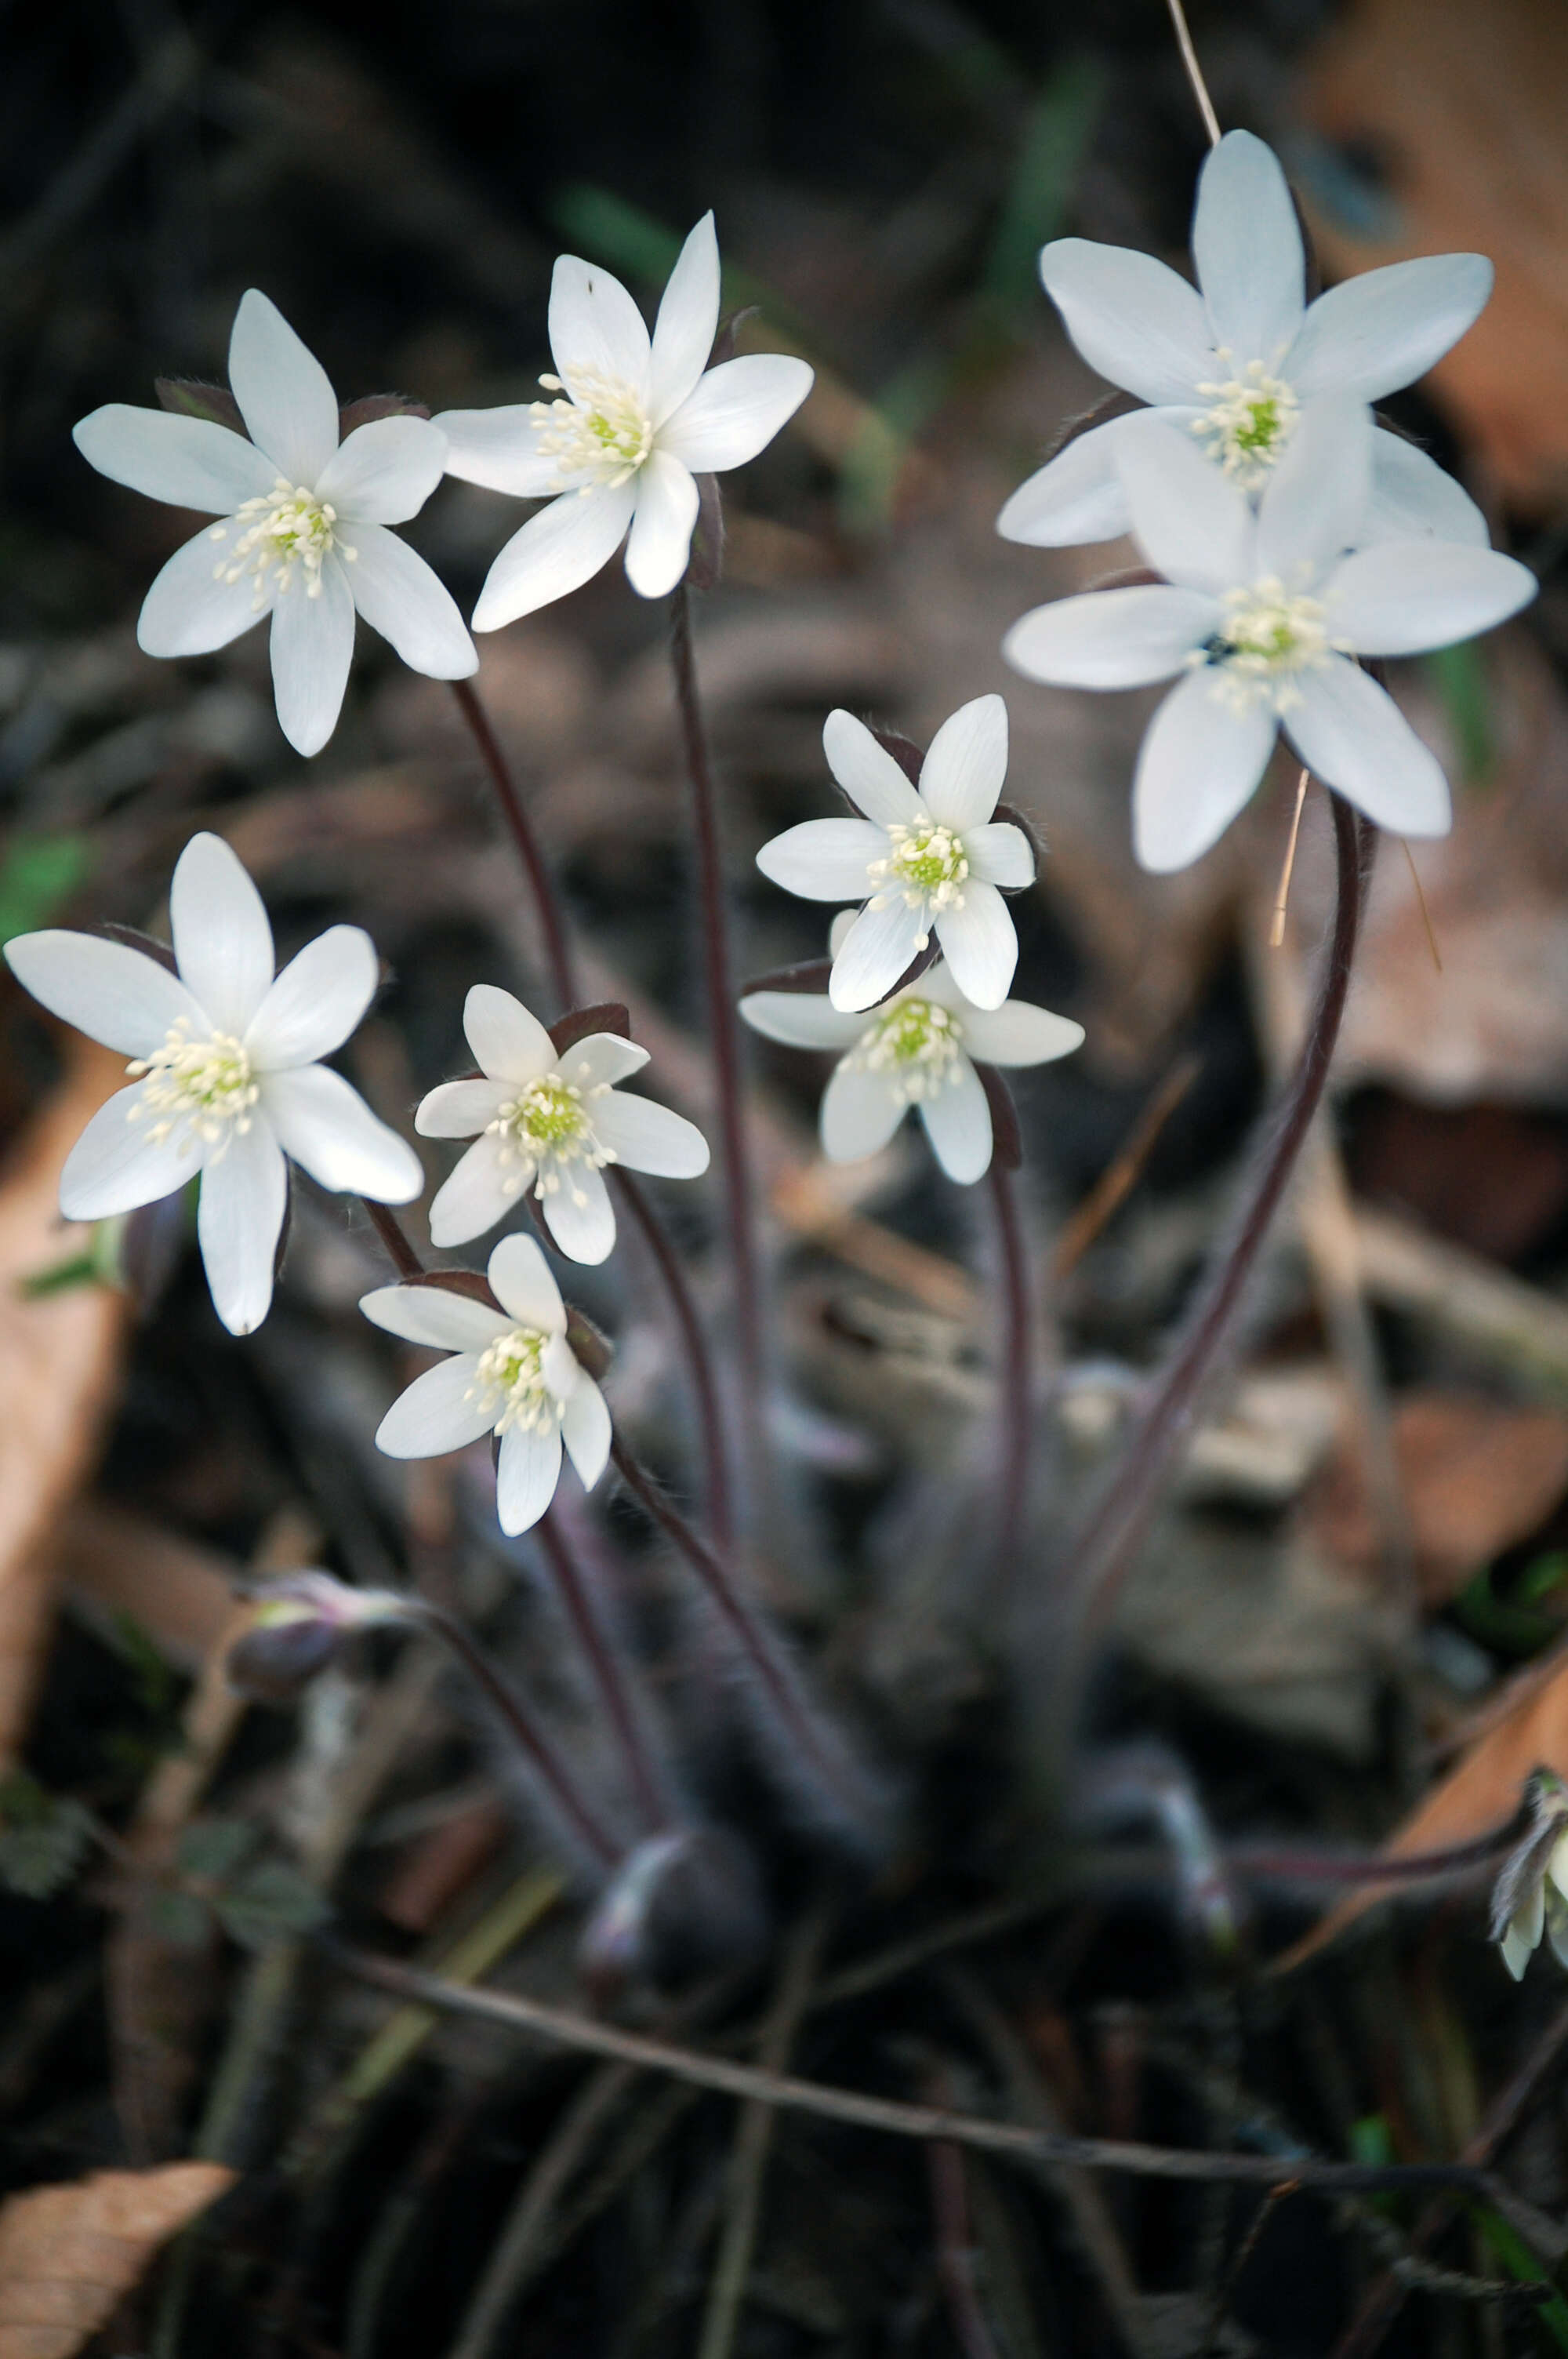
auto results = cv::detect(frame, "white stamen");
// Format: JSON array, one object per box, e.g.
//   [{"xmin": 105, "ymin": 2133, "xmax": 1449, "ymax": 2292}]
[
  {"xmin": 1191, "ymin": 354, "xmax": 1301, "ymax": 491},
  {"xmin": 1189, "ymin": 576, "xmax": 1343, "ymax": 714},
  {"xmin": 866, "ymin": 823, "xmax": 970, "ymax": 922},
  {"xmin": 125, "ymin": 1021, "xmax": 259, "ymax": 1156},
  {"xmin": 529, "ymin": 366, "xmax": 653, "ymax": 490},
  {"xmin": 485, "ymin": 1072, "xmax": 615, "ymax": 1211},
  {"xmin": 466, "ymin": 1325, "xmax": 563, "ymax": 1434},
  {"xmin": 851, "ymin": 997, "xmax": 965, "ymax": 1107},
  {"xmin": 212, "ymin": 477, "xmax": 352, "ymax": 609}
]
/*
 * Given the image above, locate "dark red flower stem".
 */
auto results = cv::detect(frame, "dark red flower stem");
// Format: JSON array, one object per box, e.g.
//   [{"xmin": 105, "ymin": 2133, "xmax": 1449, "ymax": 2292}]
[
  {"xmin": 988, "ymin": 1160, "xmax": 1032, "ymax": 1594},
  {"xmin": 450, "ymin": 677, "xmax": 575, "ymax": 1009},
  {"xmin": 363, "ymin": 1197, "xmax": 424, "ymax": 1281},
  {"xmin": 536, "ymin": 1502, "xmax": 668, "ymax": 1836}
]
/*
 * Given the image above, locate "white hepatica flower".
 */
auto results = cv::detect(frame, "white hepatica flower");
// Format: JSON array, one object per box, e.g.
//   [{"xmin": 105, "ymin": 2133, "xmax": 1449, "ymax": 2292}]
[
  {"xmin": 434, "ymin": 213, "xmax": 814, "ymax": 625},
  {"xmin": 1002, "ymin": 402, "xmax": 1535, "ymax": 873},
  {"xmin": 74, "ymin": 290, "xmax": 477, "ymax": 758},
  {"xmin": 755, "ymin": 696, "xmax": 1035, "ymax": 1014},
  {"xmin": 416, "ymin": 984, "xmax": 710, "ymax": 1262},
  {"xmin": 361, "ymin": 1234, "xmax": 611, "ymax": 1536},
  {"xmin": 742, "ymin": 932, "xmax": 1083, "ymax": 1185},
  {"xmin": 998, "ymin": 129, "xmax": 1493, "ymax": 553},
  {"xmin": 4, "ymin": 832, "xmax": 422, "ymax": 1335}
]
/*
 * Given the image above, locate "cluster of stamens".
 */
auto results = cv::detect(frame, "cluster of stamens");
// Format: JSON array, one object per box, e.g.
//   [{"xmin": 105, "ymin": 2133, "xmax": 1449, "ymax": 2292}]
[
  {"xmin": 1192, "ymin": 355, "xmax": 1301, "ymax": 491},
  {"xmin": 1193, "ymin": 578, "xmax": 1338, "ymax": 714},
  {"xmin": 485, "ymin": 1074, "xmax": 612, "ymax": 1206},
  {"xmin": 851, "ymin": 998, "xmax": 965, "ymax": 1106},
  {"xmin": 467, "ymin": 1326, "xmax": 563, "ymax": 1435},
  {"xmin": 126, "ymin": 1021, "xmax": 259, "ymax": 1155},
  {"xmin": 867, "ymin": 823, "xmax": 969, "ymax": 947},
  {"xmin": 209, "ymin": 478, "xmax": 353, "ymax": 609},
  {"xmin": 530, "ymin": 369, "xmax": 653, "ymax": 491}
]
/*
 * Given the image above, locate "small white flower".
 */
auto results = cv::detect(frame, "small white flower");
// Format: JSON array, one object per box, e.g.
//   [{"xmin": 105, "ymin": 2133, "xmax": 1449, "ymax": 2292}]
[
  {"xmin": 74, "ymin": 290, "xmax": 477, "ymax": 757},
  {"xmin": 361, "ymin": 1234, "xmax": 612, "ymax": 1536},
  {"xmin": 998, "ymin": 129, "xmax": 1494, "ymax": 552},
  {"xmin": 1493, "ymin": 1778, "xmax": 1568, "ymax": 1979},
  {"xmin": 1003, "ymin": 402, "xmax": 1535, "ymax": 872},
  {"xmin": 434, "ymin": 214, "xmax": 814, "ymax": 625},
  {"xmin": 416, "ymin": 985, "xmax": 710, "ymax": 1262},
  {"xmin": 742, "ymin": 929, "xmax": 1083, "ymax": 1184},
  {"xmin": 755, "ymin": 696, "xmax": 1035, "ymax": 1014},
  {"xmin": 4, "ymin": 833, "xmax": 422, "ymax": 1336}
]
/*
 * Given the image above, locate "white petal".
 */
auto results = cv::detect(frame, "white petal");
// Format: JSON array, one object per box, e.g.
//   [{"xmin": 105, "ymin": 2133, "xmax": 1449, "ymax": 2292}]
[
  {"xmin": 1283, "ymin": 659, "xmax": 1450, "ymax": 838},
  {"xmin": 360, "ymin": 1284, "xmax": 508, "ymax": 1352},
  {"xmin": 657, "ymin": 354, "xmax": 815, "ymax": 473},
  {"xmin": 269, "ymin": 554, "xmax": 356, "ymax": 757},
  {"xmin": 918, "ymin": 1057, "xmax": 993, "ymax": 1184},
  {"xmin": 428, "ymin": 1135, "xmax": 520, "ymax": 1246},
  {"xmin": 996, "ymin": 415, "xmax": 1135, "ymax": 547},
  {"xmin": 1366, "ymin": 433, "xmax": 1489, "ymax": 548},
  {"xmin": 549, "ymin": 254, "xmax": 652, "ymax": 405},
  {"xmin": 623, "ymin": 450, "xmax": 700, "ymax": 598},
  {"xmin": 541, "ymin": 1163, "xmax": 616, "ymax": 1263},
  {"xmin": 827, "ymin": 898, "xmax": 926, "ymax": 1012},
  {"xmin": 1132, "ymin": 672, "xmax": 1279, "ymax": 872},
  {"xmin": 1116, "ymin": 417, "xmax": 1254, "ymax": 591},
  {"xmin": 170, "ymin": 831, "xmax": 274, "ymax": 1036},
  {"xmin": 416, "ymin": 1078, "xmax": 512, "ymax": 1139},
  {"xmin": 756, "ymin": 819, "xmax": 887, "ymax": 903},
  {"xmin": 464, "ymin": 984, "xmax": 556, "ymax": 1083},
  {"xmin": 1192, "ymin": 131, "xmax": 1305, "ymax": 365},
  {"xmin": 432, "ymin": 406, "xmax": 563, "ymax": 498},
  {"xmin": 73, "ymin": 406, "xmax": 276, "ymax": 514},
  {"xmin": 821, "ymin": 710, "xmax": 925, "ymax": 827},
  {"xmin": 58, "ymin": 1085, "xmax": 204, "ymax": 1219},
  {"xmin": 1003, "ymin": 585, "xmax": 1216, "ymax": 687},
  {"xmin": 471, "ymin": 482, "xmax": 636, "ymax": 631},
  {"xmin": 5, "ymin": 931, "xmax": 203, "ymax": 1056},
  {"xmin": 561, "ymin": 1379, "xmax": 612, "ymax": 1490},
  {"xmin": 935, "ymin": 884, "xmax": 1018, "ymax": 1010},
  {"xmin": 964, "ymin": 823, "xmax": 1035, "ymax": 889},
  {"xmin": 245, "ymin": 925, "xmax": 378, "ymax": 1071},
  {"xmin": 139, "ymin": 524, "xmax": 273, "ymax": 658},
  {"xmin": 1254, "ymin": 399, "xmax": 1372, "ymax": 583},
  {"xmin": 376, "ymin": 1355, "xmax": 498, "ymax": 1459},
  {"xmin": 316, "ymin": 416, "xmax": 447, "ymax": 524},
  {"xmin": 592, "ymin": 1090, "xmax": 710, "ymax": 1178},
  {"xmin": 819, "ymin": 1063, "xmax": 906, "ymax": 1161},
  {"xmin": 650, "ymin": 212, "xmax": 720, "ymax": 427},
  {"xmin": 1040, "ymin": 238, "xmax": 1211, "ymax": 406},
  {"xmin": 739, "ymin": 993, "xmax": 866, "ymax": 1051},
  {"xmin": 196, "ymin": 1117, "xmax": 287, "ymax": 1336},
  {"xmin": 227, "ymin": 289, "xmax": 340, "ymax": 484},
  {"xmin": 261, "ymin": 1063, "xmax": 422, "ymax": 1200},
  {"xmin": 920, "ymin": 693, "xmax": 1007, "ymax": 833},
  {"xmin": 961, "ymin": 1000, "xmax": 1084, "ymax": 1066},
  {"xmin": 1287, "ymin": 255, "xmax": 1494, "ymax": 402},
  {"xmin": 563, "ymin": 1035, "xmax": 649, "ymax": 1091},
  {"xmin": 1501, "ymin": 1920, "xmax": 1535, "ymax": 1981},
  {"xmin": 495, "ymin": 1420, "xmax": 564, "ymax": 1535},
  {"xmin": 1325, "ymin": 542, "xmax": 1536, "ymax": 656},
  {"xmin": 489, "ymin": 1232, "xmax": 566, "ymax": 1330},
  {"xmin": 347, "ymin": 522, "xmax": 477, "ymax": 681}
]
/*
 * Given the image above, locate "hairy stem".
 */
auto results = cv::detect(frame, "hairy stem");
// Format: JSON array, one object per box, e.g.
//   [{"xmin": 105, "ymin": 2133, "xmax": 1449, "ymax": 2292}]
[
  {"xmin": 535, "ymin": 1503, "xmax": 669, "ymax": 1837},
  {"xmin": 450, "ymin": 677, "xmax": 576, "ymax": 1007},
  {"xmin": 362, "ymin": 1198, "xmax": 424, "ymax": 1281},
  {"xmin": 988, "ymin": 1160, "xmax": 1032, "ymax": 1593},
  {"xmin": 611, "ymin": 1169, "xmax": 734, "ymax": 1550}
]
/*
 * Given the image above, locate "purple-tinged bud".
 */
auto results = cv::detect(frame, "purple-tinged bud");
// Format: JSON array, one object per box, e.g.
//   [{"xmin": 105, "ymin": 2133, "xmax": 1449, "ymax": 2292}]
[
  {"xmin": 226, "ymin": 1572, "xmax": 414, "ymax": 1704},
  {"xmin": 579, "ymin": 1828, "xmax": 771, "ymax": 2001}
]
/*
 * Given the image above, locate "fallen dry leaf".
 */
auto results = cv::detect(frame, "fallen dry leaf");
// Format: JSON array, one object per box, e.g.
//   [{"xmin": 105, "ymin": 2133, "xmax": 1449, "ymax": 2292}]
[{"xmin": 0, "ymin": 2161, "xmax": 234, "ymax": 2358}]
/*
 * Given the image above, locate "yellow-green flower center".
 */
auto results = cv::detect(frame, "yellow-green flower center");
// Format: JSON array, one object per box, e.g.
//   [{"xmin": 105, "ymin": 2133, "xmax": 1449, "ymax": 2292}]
[
  {"xmin": 531, "ymin": 369, "xmax": 653, "ymax": 489},
  {"xmin": 210, "ymin": 478, "xmax": 354, "ymax": 609},
  {"xmin": 468, "ymin": 1325, "xmax": 561, "ymax": 1434},
  {"xmin": 852, "ymin": 996, "xmax": 964, "ymax": 1105},
  {"xmin": 485, "ymin": 1074, "xmax": 613, "ymax": 1206},
  {"xmin": 866, "ymin": 823, "xmax": 969, "ymax": 947},
  {"xmin": 125, "ymin": 1021, "xmax": 259, "ymax": 1155},
  {"xmin": 1193, "ymin": 578, "xmax": 1338, "ymax": 714},
  {"xmin": 1192, "ymin": 357, "xmax": 1301, "ymax": 491}
]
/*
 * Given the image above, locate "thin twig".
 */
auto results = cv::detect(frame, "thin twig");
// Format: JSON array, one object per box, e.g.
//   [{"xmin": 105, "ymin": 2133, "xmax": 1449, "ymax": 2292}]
[
  {"xmin": 1051, "ymin": 1053, "xmax": 1202, "ymax": 1281},
  {"xmin": 1400, "ymin": 839, "xmax": 1443, "ymax": 972},
  {"xmin": 1164, "ymin": 0, "xmax": 1222, "ymax": 145},
  {"xmin": 611, "ymin": 1169, "xmax": 733, "ymax": 1548},
  {"xmin": 1270, "ymin": 769, "xmax": 1310, "ymax": 948},
  {"xmin": 535, "ymin": 1505, "xmax": 668, "ymax": 1837}
]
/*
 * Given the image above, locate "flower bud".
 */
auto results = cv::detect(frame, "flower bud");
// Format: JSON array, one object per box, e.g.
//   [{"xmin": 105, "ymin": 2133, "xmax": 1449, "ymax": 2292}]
[
  {"xmin": 226, "ymin": 1572, "xmax": 413, "ymax": 1704},
  {"xmin": 578, "ymin": 1827, "xmax": 771, "ymax": 2001}
]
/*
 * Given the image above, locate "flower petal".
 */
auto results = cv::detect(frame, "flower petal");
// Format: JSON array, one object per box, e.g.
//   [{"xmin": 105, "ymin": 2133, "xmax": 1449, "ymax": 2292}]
[
  {"xmin": 347, "ymin": 522, "xmax": 477, "ymax": 680},
  {"xmin": 1002, "ymin": 585, "xmax": 1217, "ymax": 687},
  {"xmin": 964, "ymin": 823, "xmax": 1035, "ymax": 889},
  {"xmin": 657, "ymin": 354, "xmax": 815, "ymax": 473},
  {"xmin": 376, "ymin": 1354, "xmax": 498, "ymax": 1459},
  {"xmin": 549, "ymin": 253, "xmax": 652, "ymax": 405},
  {"xmin": 73, "ymin": 406, "xmax": 276, "ymax": 514},
  {"xmin": 5, "ymin": 931, "xmax": 203, "ymax": 1056},
  {"xmin": 561, "ymin": 1379, "xmax": 611, "ymax": 1490},
  {"xmin": 563, "ymin": 1035, "xmax": 649, "ymax": 1091},
  {"xmin": 58, "ymin": 1085, "xmax": 203, "ymax": 1219},
  {"xmin": 996, "ymin": 414, "xmax": 1140, "ymax": 547},
  {"xmin": 593, "ymin": 1090, "xmax": 710, "ymax": 1178},
  {"xmin": 822, "ymin": 709, "xmax": 925, "ymax": 828},
  {"xmin": 1116, "ymin": 416, "xmax": 1254, "ymax": 591},
  {"xmin": 416, "ymin": 1078, "xmax": 512, "ymax": 1139},
  {"xmin": 739, "ymin": 992, "xmax": 866, "ymax": 1051},
  {"xmin": 819, "ymin": 1063, "xmax": 906, "ymax": 1162},
  {"xmin": 170, "ymin": 831, "xmax": 274, "ymax": 1036},
  {"xmin": 428, "ymin": 1134, "xmax": 521, "ymax": 1245},
  {"xmin": 1283, "ymin": 658, "xmax": 1450, "ymax": 837},
  {"xmin": 1254, "ymin": 398, "xmax": 1372, "ymax": 583},
  {"xmin": 623, "ymin": 449, "xmax": 700, "ymax": 598},
  {"xmin": 918, "ymin": 1057, "xmax": 993, "ymax": 1184},
  {"xmin": 489, "ymin": 1232, "xmax": 566, "ymax": 1330},
  {"xmin": 961, "ymin": 1000, "xmax": 1085, "ymax": 1066},
  {"xmin": 1325, "ymin": 542, "xmax": 1536, "ymax": 656},
  {"xmin": 1366, "ymin": 431, "xmax": 1489, "ymax": 548},
  {"xmin": 1192, "ymin": 130, "xmax": 1305, "ymax": 365},
  {"xmin": 934, "ymin": 882, "xmax": 1018, "ymax": 1009},
  {"xmin": 315, "ymin": 416, "xmax": 446, "ymax": 523},
  {"xmin": 464, "ymin": 984, "xmax": 556, "ymax": 1083},
  {"xmin": 1040, "ymin": 238, "xmax": 1211, "ymax": 406},
  {"xmin": 1132, "ymin": 671, "xmax": 1278, "ymax": 872},
  {"xmin": 269, "ymin": 553, "xmax": 356, "ymax": 757},
  {"xmin": 920, "ymin": 693, "xmax": 1007, "ymax": 833},
  {"xmin": 756, "ymin": 818, "xmax": 886, "ymax": 902},
  {"xmin": 432, "ymin": 406, "xmax": 563, "ymax": 497},
  {"xmin": 227, "ymin": 289, "xmax": 340, "ymax": 483},
  {"xmin": 650, "ymin": 212, "xmax": 720, "ymax": 427},
  {"xmin": 1287, "ymin": 254, "xmax": 1494, "ymax": 402},
  {"xmin": 361, "ymin": 1283, "xmax": 507, "ymax": 1351},
  {"xmin": 139, "ymin": 524, "xmax": 273, "ymax": 658},
  {"xmin": 541, "ymin": 1163, "xmax": 616, "ymax": 1263},
  {"xmin": 495, "ymin": 1420, "xmax": 564, "ymax": 1535},
  {"xmin": 827, "ymin": 897, "xmax": 926, "ymax": 1012},
  {"xmin": 195, "ymin": 1115, "xmax": 288, "ymax": 1336},
  {"xmin": 245, "ymin": 925, "xmax": 378, "ymax": 1070},
  {"xmin": 471, "ymin": 482, "xmax": 637, "ymax": 631},
  {"xmin": 261, "ymin": 1063, "xmax": 422, "ymax": 1200}
]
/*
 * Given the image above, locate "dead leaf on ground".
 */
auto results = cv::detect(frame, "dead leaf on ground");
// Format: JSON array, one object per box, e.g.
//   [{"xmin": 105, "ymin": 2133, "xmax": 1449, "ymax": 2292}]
[{"xmin": 0, "ymin": 2161, "xmax": 234, "ymax": 2359}]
